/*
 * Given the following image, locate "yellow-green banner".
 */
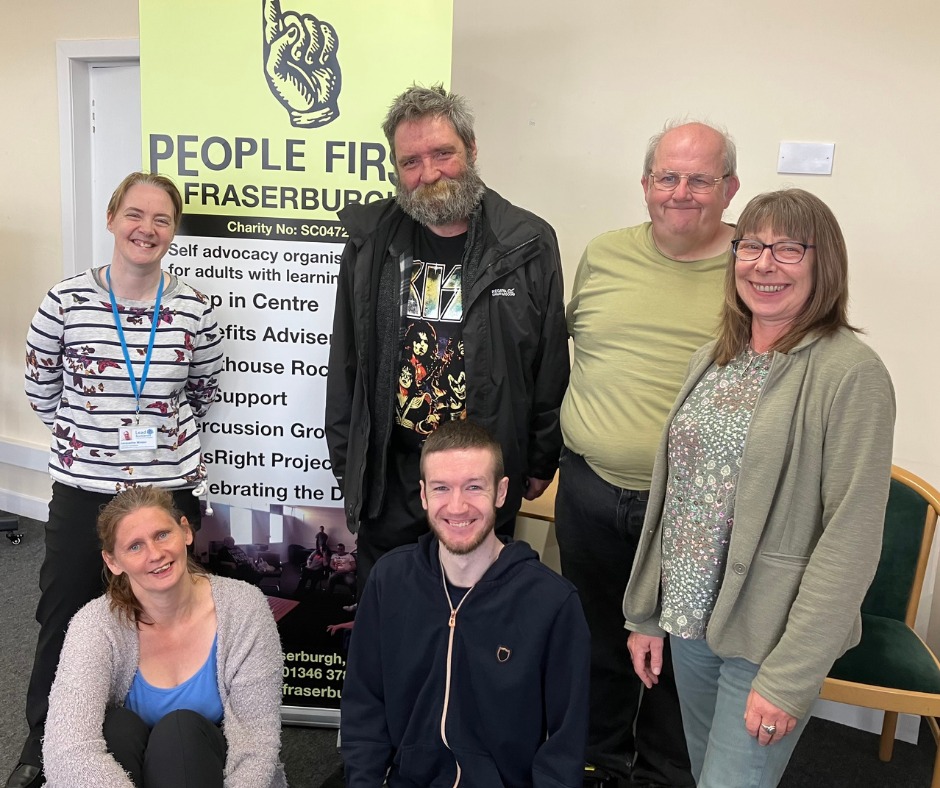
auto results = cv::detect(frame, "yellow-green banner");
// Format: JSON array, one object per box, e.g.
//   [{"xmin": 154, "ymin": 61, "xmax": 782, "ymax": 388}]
[
  {"xmin": 141, "ymin": 0, "xmax": 453, "ymax": 225},
  {"xmin": 139, "ymin": 0, "xmax": 453, "ymax": 716}
]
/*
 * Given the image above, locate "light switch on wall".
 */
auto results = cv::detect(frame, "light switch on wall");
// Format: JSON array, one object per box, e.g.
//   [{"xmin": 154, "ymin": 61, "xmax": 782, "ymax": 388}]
[{"xmin": 777, "ymin": 142, "xmax": 835, "ymax": 175}]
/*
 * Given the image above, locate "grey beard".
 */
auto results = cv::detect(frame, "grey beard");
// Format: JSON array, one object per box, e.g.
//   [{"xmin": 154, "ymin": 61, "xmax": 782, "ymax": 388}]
[{"xmin": 395, "ymin": 163, "xmax": 485, "ymax": 228}]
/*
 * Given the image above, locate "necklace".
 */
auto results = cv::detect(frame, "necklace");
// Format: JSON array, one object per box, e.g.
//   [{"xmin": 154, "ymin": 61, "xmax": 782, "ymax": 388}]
[{"xmin": 739, "ymin": 346, "xmax": 769, "ymax": 377}]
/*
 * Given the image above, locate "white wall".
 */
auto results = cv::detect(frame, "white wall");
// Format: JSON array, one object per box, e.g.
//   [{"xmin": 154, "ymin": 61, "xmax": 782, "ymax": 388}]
[
  {"xmin": 0, "ymin": 3, "xmax": 140, "ymax": 516},
  {"xmin": 2, "ymin": 0, "xmax": 939, "ymax": 643},
  {"xmin": 449, "ymin": 0, "xmax": 940, "ymax": 645}
]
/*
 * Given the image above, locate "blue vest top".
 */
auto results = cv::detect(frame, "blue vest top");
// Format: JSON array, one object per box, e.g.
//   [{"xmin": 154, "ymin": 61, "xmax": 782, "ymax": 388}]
[{"xmin": 125, "ymin": 634, "xmax": 223, "ymax": 727}]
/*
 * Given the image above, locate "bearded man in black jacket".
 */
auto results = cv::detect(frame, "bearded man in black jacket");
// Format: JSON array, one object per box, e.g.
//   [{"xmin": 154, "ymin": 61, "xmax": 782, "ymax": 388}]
[{"xmin": 326, "ymin": 84, "xmax": 568, "ymax": 590}]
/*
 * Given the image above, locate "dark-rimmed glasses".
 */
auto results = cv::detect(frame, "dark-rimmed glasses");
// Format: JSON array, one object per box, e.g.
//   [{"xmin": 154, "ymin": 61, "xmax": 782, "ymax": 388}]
[
  {"xmin": 731, "ymin": 239, "xmax": 815, "ymax": 265},
  {"xmin": 649, "ymin": 171, "xmax": 728, "ymax": 194}
]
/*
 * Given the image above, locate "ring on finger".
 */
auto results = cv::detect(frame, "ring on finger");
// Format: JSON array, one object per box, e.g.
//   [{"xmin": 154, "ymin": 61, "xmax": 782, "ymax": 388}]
[{"xmin": 760, "ymin": 723, "xmax": 777, "ymax": 735}]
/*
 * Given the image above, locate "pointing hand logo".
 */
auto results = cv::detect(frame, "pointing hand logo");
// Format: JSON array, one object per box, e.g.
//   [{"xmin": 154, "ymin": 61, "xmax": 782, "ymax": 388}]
[{"xmin": 263, "ymin": 0, "xmax": 341, "ymax": 128}]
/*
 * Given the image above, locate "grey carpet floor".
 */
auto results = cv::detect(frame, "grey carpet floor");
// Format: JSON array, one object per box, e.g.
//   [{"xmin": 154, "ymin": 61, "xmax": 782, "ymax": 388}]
[{"xmin": 1, "ymin": 511, "xmax": 935, "ymax": 787}]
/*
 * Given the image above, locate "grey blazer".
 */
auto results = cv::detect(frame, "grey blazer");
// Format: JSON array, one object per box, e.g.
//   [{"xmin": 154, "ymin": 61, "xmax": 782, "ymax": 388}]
[{"xmin": 624, "ymin": 328, "xmax": 895, "ymax": 718}]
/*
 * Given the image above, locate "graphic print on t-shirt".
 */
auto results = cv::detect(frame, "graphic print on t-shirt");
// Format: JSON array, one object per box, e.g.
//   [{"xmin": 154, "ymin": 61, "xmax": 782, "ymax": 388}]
[{"xmin": 394, "ymin": 229, "xmax": 467, "ymax": 452}]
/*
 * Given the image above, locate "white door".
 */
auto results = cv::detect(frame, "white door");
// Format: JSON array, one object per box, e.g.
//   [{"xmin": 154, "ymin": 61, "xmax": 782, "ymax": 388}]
[
  {"xmin": 57, "ymin": 40, "xmax": 141, "ymax": 277},
  {"xmin": 89, "ymin": 64, "xmax": 142, "ymax": 267}
]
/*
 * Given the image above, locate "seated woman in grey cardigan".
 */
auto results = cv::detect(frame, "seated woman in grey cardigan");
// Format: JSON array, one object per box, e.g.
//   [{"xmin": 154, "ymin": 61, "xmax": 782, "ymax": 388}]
[{"xmin": 43, "ymin": 486, "xmax": 287, "ymax": 788}]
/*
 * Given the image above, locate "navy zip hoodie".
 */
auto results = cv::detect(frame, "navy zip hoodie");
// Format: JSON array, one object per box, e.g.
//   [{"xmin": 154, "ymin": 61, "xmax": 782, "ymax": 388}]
[{"xmin": 342, "ymin": 532, "xmax": 589, "ymax": 787}]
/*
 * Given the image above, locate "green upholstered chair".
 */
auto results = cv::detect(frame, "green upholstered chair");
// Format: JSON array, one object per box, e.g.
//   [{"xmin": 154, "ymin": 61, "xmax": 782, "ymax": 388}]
[{"xmin": 821, "ymin": 466, "xmax": 940, "ymax": 787}]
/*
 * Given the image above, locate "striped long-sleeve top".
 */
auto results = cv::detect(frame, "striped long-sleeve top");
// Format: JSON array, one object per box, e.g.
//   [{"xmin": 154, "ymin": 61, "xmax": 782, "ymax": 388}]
[{"xmin": 24, "ymin": 268, "xmax": 223, "ymax": 494}]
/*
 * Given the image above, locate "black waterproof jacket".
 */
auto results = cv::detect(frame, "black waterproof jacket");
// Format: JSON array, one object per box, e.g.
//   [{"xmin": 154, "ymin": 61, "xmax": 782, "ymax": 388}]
[
  {"xmin": 342, "ymin": 533, "xmax": 590, "ymax": 787},
  {"xmin": 325, "ymin": 189, "xmax": 569, "ymax": 531}
]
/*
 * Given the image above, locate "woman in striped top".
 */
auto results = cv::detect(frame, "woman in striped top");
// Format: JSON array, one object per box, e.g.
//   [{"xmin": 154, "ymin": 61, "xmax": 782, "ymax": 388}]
[{"xmin": 9, "ymin": 172, "xmax": 223, "ymax": 788}]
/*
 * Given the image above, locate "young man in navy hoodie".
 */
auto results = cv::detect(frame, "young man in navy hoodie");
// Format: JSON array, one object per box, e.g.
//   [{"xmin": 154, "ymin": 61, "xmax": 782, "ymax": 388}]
[{"xmin": 341, "ymin": 420, "xmax": 589, "ymax": 787}]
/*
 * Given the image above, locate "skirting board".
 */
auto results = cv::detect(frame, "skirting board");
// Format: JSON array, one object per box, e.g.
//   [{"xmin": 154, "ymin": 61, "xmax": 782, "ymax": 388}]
[
  {"xmin": 0, "ymin": 439, "xmax": 51, "ymax": 521},
  {"xmin": 0, "ymin": 489, "xmax": 49, "ymax": 523}
]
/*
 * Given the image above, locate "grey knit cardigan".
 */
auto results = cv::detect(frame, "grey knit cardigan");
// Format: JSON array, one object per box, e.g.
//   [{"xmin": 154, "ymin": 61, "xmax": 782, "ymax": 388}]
[{"xmin": 43, "ymin": 575, "xmax": 287, "ymax": 788}]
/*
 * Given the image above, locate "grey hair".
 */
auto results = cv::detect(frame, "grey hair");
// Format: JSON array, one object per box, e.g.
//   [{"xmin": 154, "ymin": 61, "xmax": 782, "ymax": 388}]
[
  {"xmin": 382, "ymin": 83, "xmax": 476, "ymax": 163},
  {"xmin": 643, "ymin": 119, "xmax": 737, "ymax": 178}
]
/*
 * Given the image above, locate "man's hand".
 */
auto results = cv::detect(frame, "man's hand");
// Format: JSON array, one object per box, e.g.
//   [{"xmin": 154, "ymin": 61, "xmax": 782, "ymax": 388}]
[
  {"xmin": 744, "ymin": 689, "xmax": 798, "ymax": 746},
  {"xmin": 523, "ymin": 476, "xmax": 552, "ymax": 500},
  {"xmin": 263, "ymin": 0, "xmax": 341, "ymax": 128},
  {"xmin": 627, "ymin": 632, "xmax": 664, "ymax": 689}
]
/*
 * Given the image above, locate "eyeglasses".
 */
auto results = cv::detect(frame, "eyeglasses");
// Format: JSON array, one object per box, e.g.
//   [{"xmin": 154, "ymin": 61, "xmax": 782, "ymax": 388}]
[
  {"xmin": 649, "ymin": 171, "xmax": 728, "ymax": 194},
  {"xmin": 731, "ymin": 239, "xmax": 815, "ymax": 265}
]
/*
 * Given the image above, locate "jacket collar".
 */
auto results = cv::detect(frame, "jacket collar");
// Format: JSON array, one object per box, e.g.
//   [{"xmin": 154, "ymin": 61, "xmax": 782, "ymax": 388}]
[{"xmin": 416, "ymin": 531, "xmax": 539, "ymax": 587}]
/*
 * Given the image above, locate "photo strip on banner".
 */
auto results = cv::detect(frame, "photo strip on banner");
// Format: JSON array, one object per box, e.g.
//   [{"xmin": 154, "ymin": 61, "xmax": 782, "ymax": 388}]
[{"xmin": 139, "ymin": 0, "xmax": 453, "ymax": 723}]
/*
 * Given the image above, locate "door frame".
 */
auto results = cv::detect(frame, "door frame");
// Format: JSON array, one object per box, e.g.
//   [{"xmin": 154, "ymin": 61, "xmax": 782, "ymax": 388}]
[{"xmin": 56, "ymin": 38, "xmax": 140, "ymax": 278}]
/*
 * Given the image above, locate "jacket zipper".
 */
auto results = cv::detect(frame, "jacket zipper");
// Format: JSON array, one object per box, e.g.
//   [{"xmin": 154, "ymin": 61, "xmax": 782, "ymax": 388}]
[
  {"xmin": 500, "ymin": 235, "xmax": 539, "ymax": 259},
  {"xmin": 465, "ymin": 235, "xmax": 540, "ymax": 307},
  {"xmin": 439, "ymin": 557, "xmax": 476, "ymax": 788}
]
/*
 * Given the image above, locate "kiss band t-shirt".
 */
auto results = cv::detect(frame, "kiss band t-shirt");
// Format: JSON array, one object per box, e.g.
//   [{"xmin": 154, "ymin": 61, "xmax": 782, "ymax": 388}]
[{"xmin": 392, "ymin": 225, "xmax": 468, "ymax": 453}]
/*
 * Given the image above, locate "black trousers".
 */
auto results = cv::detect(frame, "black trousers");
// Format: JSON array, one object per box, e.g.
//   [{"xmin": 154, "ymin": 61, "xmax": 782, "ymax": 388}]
[
  {"xmin": 555, "ymin": 449, "xmax": 693, "ymax": 787},
  {"xmin": 20, "ymin": 482, "xmax": 201, "ymax": 766},
  {"xmin": 104, "ymin": 707, "xmax": 226, "ymax": 787},
  {"xmin": 356, "ymin": 450, "xmax": 429, "ymax": 594}
]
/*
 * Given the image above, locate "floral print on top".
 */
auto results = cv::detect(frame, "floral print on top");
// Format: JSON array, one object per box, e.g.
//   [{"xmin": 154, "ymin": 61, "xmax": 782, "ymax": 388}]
[
  {"xmin": 659, "ymin": 346, "xmax": 771, "ymax": 639},
  {"xmin": 24, "ymin": 269, "xmax": 222, "ymax": 493}
]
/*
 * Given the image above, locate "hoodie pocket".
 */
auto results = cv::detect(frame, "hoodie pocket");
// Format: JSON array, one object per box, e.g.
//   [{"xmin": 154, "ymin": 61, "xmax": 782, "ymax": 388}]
[{"xmin": 395, "ymin": 744, "xmax": 508, "ymax": 787}]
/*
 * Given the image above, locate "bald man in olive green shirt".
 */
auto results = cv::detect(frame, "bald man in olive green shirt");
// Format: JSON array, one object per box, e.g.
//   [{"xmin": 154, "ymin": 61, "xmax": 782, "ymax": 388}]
[{"xmin": 556, "ymin": 121, "xmax": 740, "ymax": 788}]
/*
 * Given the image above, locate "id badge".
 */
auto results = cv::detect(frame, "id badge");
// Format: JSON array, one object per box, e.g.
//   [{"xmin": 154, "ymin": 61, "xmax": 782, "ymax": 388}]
[{"xmin": 119, "ymin": 426, "xmax": 158, "ymax": 451}]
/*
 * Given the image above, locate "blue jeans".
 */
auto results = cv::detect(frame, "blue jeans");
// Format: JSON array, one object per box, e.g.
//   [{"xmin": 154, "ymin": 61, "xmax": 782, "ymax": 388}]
[{"xmin": 670, "ymin": 636, "xmax": 812, "ymax": 788}]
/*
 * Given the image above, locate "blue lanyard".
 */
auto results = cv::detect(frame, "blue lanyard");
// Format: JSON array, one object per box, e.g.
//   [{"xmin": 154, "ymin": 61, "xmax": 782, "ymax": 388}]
[{"xmin": 107, "ymin": 267, "xmax": 165, "ymax": 424}]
